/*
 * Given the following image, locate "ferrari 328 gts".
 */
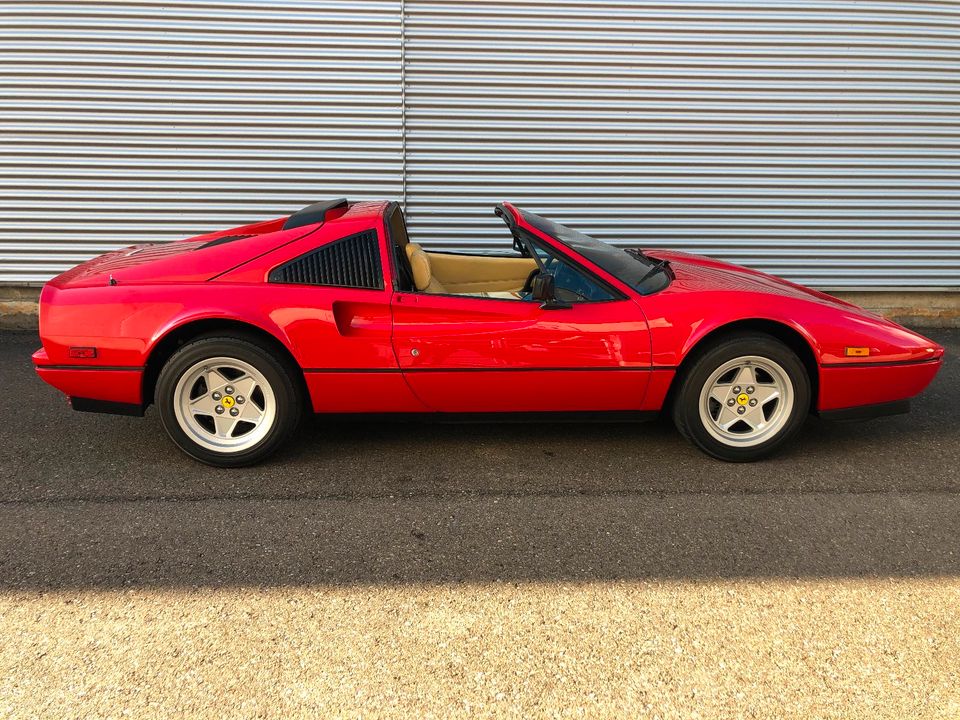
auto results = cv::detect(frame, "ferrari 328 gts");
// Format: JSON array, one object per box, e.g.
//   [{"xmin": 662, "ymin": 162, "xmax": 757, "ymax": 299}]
[{"xmin": 33, "ymin": 199, "xmax": 944, "ymax": 466}]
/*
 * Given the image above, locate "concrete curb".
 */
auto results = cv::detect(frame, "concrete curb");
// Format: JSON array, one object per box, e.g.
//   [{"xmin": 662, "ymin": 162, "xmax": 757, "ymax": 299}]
[{"xmin": 0, "ymin": 288, "xmax": 40, "ymax": 331}]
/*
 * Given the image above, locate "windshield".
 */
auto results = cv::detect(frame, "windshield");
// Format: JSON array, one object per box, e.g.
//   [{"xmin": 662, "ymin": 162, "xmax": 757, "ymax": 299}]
[{"xmin": 516, "ymin": 207, "xmax": 671, "ymax": 295}]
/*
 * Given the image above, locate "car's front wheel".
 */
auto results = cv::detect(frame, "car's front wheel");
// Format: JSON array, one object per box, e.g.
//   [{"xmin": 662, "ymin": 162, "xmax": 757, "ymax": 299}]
[
  {"xmin": 672, "ymin": 334, "xmax": 810, "ymax": 462},
  {"xmin": 156, "ymin": 335, "xmax": 303, "ymax": 467}
]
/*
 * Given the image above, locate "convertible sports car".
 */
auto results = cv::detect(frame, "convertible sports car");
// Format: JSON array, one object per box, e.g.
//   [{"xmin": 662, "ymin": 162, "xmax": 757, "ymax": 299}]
[{"xmin": 33, "ymin": 199, "xmax": 943, "ymax": 466}]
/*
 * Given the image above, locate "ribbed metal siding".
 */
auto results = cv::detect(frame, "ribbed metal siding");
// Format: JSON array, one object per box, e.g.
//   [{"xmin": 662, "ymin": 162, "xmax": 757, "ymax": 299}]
[
  {"xmin": 0, "ymin": 0, "xmax": 402, "ymax": 283},
  {"xmin": 3, "ymin": 1, "xmax": 959, "ymax": 290},
  {"xmin": 403, "ymin": 1, "xmax": 960, "ymax": 289}
]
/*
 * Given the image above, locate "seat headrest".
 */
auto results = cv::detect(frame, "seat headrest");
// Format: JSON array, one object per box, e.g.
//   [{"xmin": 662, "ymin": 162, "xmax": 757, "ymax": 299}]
[{"xmin": 405, "ymin": 242, "xmax": 432, "ymax": 292}]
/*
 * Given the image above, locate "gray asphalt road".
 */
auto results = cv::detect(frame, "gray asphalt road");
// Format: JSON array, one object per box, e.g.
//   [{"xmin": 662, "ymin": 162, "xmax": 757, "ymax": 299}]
[{"xmin": 1, "ymin": 329, "xmax": 958, "ymax": 718}]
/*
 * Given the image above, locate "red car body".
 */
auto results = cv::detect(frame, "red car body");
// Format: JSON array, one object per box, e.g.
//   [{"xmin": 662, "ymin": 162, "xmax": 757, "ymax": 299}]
[{"xmin": 33, "ymin": 200, "xmax": 943, "ymax": 425}]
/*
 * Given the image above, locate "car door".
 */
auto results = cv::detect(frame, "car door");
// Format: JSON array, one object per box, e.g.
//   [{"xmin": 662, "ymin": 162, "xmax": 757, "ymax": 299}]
[
  {"xmin": 390, "ymin": 290, "xmax": 652, "ymax": 413},
  {"xmin": 220, "ymin": 218, "xmax": 428, "ymax": 413}
]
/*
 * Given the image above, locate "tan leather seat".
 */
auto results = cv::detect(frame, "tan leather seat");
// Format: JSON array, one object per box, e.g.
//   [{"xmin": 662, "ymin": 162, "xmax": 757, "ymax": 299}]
[{"xmin": 405, "ymin": 242, "xmax": 447, "ymax": 294}]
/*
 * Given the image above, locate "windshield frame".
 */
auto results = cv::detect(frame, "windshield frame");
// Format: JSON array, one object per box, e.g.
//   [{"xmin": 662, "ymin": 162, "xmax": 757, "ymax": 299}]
[{"xmin": 505, "ymin": 204, "xmax": 672, "ymax": 296}]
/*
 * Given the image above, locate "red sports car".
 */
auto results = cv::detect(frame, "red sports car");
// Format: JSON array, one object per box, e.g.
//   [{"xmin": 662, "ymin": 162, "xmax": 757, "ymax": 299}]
[{"xmin": 33, "ymin": 199, "xmax": 944, "ymax": 466}]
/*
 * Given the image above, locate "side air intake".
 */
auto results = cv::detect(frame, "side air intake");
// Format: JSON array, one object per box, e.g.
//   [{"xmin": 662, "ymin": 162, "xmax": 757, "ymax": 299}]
[{"xmin": 268, "ymin": 230, "xmax": 382, "ymax": 289}]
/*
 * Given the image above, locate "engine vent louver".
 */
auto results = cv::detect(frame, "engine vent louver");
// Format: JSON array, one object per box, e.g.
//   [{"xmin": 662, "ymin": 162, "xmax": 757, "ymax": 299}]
[
  {"xmin": 268, "ymin": 230, "xmax": 382, "ymax": 290},
  {"xmin": 198, "ymin": 234, "xmax": 253, "ymax": 249}
]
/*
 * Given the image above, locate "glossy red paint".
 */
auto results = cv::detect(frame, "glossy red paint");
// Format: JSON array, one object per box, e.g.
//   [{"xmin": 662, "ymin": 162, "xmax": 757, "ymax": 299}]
[
  {"xmin": 35, "ymin": 366, "xmax": 143, "ymax": 405},
  {"xmin": 391, "ymin": 290, "xmax": 652, "ymax": 411},
  {"xmin": 33, "ymin": 199, "xmax": 944, "ymax": 421},
  {"xmin": 818, "ymin": 359, "xmax": 944, "ymax": 411}
]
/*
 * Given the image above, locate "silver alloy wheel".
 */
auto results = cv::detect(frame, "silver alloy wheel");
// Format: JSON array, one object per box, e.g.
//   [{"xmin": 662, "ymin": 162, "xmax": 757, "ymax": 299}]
[
  {"xmin": 698, "ymin": 355, "xmax": 794, "ymax": 448},
  {"xmin": 172, "ymin": 356, "xmax": 277, "ymax": 454}
]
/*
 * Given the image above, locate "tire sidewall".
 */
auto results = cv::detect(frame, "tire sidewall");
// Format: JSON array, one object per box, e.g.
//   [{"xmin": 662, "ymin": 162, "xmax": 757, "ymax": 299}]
[
  {"xmin": 677, "ymin": 335, "xmax": 810, "ymax": 462},
  {"xmin": 156, "ymin": 337, "xmax": 301, "ymax": 467}
]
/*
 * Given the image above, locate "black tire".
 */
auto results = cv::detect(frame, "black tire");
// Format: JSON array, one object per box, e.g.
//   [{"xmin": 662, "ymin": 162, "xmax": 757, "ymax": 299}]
[
  {"xmin": 672, "ymin": 333, "xmax": 810, "ymax": 462},
  {"xmin": 156, "ymin": 335, "xmax": 303, "ymax": 467}
]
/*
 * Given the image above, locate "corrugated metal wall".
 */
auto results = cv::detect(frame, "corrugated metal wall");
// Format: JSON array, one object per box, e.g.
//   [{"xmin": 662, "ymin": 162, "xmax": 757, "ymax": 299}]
[
  {"xmin": 0, "ymin": 0, "xmax": 403, "ymax": 283},
  {"xmin": 2, "ymin": 0, "xmax": 959, "ymax": 289},
  {"xmin": 403, "ymin": 0, "xmax": 960, "ymax": 289}
]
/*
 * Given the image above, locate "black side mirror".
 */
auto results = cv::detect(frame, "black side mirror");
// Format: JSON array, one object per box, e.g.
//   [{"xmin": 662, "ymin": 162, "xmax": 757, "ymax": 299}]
[
  {"xmin": 530, "ymin": 272, "xmax": 554, "ymax": 301},
  {"xmin": 531, "ymin": 273, "xmax": 571, "ymax": 310}
]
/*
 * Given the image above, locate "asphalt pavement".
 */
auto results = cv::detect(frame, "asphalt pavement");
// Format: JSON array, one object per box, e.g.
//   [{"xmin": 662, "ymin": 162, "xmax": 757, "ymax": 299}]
[{"xmin": 0, "ymin": 329, "xmax": 958, "ymax": 718}]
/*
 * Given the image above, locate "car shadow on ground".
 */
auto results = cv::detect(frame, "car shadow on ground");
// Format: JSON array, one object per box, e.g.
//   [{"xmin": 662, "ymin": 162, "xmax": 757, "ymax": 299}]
[{"xmin": 0, "ymin": 330, "xmax": 957, "ymax": 589}]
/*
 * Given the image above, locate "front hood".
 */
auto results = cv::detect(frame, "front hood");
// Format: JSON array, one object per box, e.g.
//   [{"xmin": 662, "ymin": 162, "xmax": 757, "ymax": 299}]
[
  {"xmin": 644, "ymin": 249, "xmax": 871, "ymax": 316},
  {"xmin": 642, "ymin": 249, "xmax": 943, "ymax": 364}
]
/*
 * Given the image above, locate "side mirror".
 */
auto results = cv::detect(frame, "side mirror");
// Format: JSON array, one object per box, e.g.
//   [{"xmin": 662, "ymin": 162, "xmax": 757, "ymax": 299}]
[
  {"xmin": 530, "ymin": 272, "xmax": 555, "ymax": 301},
  {"xmin": 531, "ymin": 273, "xmax": 572, "ymax": 310}
]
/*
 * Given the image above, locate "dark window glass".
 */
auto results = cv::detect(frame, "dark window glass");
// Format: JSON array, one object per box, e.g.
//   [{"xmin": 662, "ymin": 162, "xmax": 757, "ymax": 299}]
[
  {"xmin": 530, "ymin": 243, "xmax": 616, "ymax": 303},
  {"xmin": 518, "ymin": 208, "xmax": 670, "ymax": 295}
]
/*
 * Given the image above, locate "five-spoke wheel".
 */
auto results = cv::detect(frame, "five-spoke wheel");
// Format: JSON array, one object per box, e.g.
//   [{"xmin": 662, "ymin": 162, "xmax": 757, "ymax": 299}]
[
  {"xmin": 699, "ymin": 356, "xmax": 794, "ymax": 448},
  {"xmin": 173, "ymin": 357, "xmax": 277, "ymax": 454},
  {"xmin": 673, "ymin": 334, "xmax": 809, "ymax": 461},
  {"xmin": 157, "ymin": 335, "xmax": 302, "ymax": 467}
]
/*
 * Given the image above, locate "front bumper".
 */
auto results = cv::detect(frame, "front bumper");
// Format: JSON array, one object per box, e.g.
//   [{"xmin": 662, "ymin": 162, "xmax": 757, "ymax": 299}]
[{"xmin": 817, "ymin": 357, "xmax": 943, "ymax": 413}]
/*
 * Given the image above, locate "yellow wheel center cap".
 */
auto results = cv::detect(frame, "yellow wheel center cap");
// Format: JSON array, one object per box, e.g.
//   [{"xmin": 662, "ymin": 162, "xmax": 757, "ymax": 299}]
[
  {"xmin": 222, "ymin": 396, "xmax": 235, "ymax": 408},
  {"xmin": 736, "ymin": 393, "xmax": 749, "ymax": 406}
]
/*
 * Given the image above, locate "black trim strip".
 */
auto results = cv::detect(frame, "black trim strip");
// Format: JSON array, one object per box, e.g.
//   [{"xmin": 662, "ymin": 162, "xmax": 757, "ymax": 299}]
[
  {"xmin": 821, "ymin": 357, "xmax": 942, "ymax": 370},
  {"xmin": 70, "ymin": 397, "xmax": 145, "ymax": 417},
  {"xmin": 37, "ymin": 364, "xmax": 145, "ymax": 372},
  {"xmin": 302, "ymin": 366, "xmax": 677, "ymax": 374},
  {"xmin": 303, "ymin": 367, "xmax": 400, "ymax": 373},
  {"xmin": 44, "ymin": 364, "xmax": 678, "ymax": 375},
  {"xmin": 818, "ymin": 399, "xmax": 910, "ymax": 422},
  {"xmin": 311, "ymin": 410, "xmax": 659, "ymax": 424}
]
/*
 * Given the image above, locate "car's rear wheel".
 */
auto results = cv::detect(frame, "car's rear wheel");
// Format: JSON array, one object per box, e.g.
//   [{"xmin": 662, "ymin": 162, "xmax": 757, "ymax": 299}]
[
  {"xmin": 156, "ymin": 336, "xmax": 303, "ymax": 467},
  {"xmin": 672, "ymin": 334, "xmax": 810, "ymax": 462}
]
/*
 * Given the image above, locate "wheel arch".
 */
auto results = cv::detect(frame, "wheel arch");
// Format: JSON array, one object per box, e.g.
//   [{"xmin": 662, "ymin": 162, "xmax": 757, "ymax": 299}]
[
  {"xmin": 142, "ymin": 317, "xmax": 308, "ymax": 409},
  {"xmin": 666, "ymin": 318, "xmax": 820, "ymax": 413}
]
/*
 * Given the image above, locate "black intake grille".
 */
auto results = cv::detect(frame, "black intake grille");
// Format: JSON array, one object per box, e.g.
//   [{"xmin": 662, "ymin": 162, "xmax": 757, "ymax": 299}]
[{"xmin": 268, "ymin": 230, "xmax": 382, "ymax": 289}]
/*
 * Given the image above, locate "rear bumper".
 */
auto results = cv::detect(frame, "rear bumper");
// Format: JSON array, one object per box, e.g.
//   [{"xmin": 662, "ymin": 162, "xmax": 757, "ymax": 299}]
[
  {"xmin": 818, "ymin": 357, "xmax": 943, "ymax": 412},
  {"xmin": 33, "ymin": 347, "xmax": 144, "ymax": 411}
]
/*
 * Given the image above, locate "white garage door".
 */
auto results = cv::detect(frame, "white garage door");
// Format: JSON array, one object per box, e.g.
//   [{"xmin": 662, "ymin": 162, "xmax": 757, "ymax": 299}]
[
  {"xmin": 2, "ymin": 0, "xmax": 959, "ymax": 290},
  {"xmin": 402, "ymin": 0, "xmax": 960, "ymax": 289},
  {"xmin": 0, "ymin": 1, "xmax": 403, "ymax": 283}
]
